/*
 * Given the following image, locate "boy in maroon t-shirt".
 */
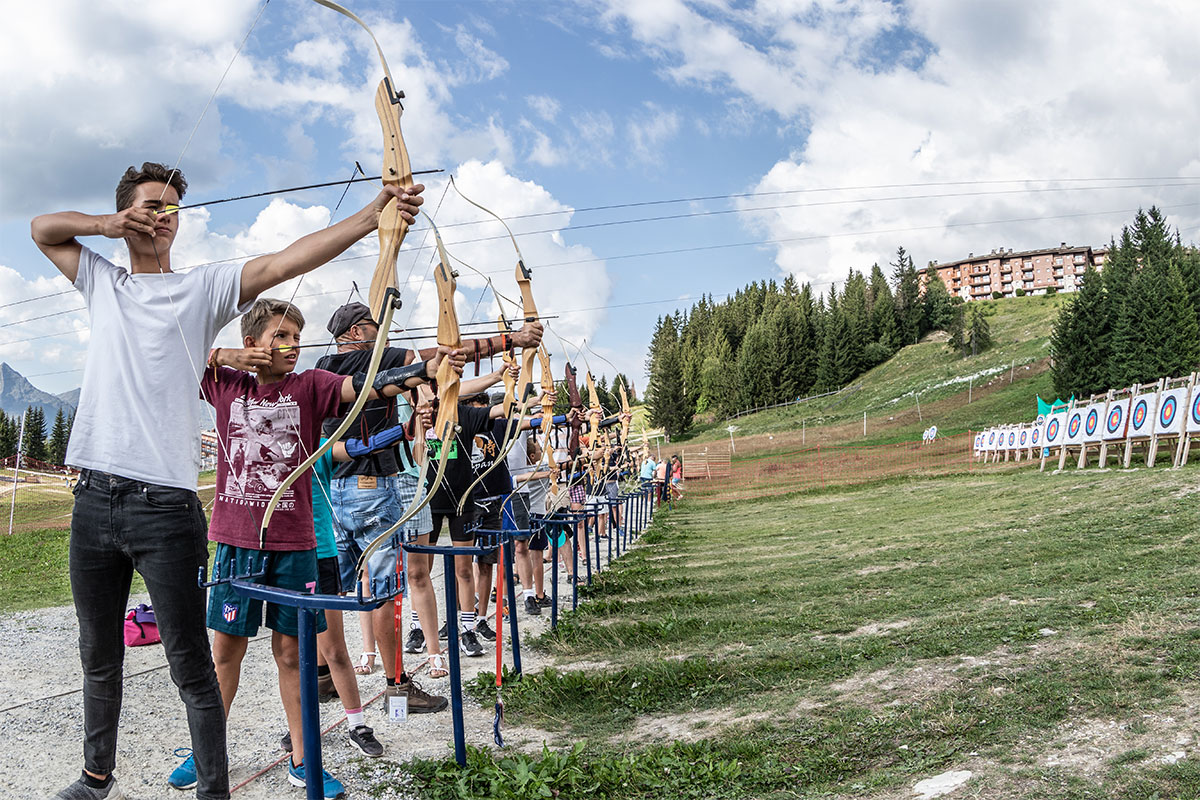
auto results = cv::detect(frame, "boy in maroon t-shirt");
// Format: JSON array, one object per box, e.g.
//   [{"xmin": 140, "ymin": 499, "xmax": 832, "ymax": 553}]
[{"xmin": 192, "ymin": 298, "xmax": 460, "ymax": 796}]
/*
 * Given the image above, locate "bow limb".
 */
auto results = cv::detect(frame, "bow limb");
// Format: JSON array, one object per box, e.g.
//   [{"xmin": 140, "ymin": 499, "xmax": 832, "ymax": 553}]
[
  {"xmin": 354, "ymin": 216, "xmax": 460, "ymax": 571},
  {"xmin": 455, "ymin": 314, "xmax": 530, "ymax": 514},
  {"xmin": 262, "ymin": 2, "xmax": 412, "ymax": 549}
]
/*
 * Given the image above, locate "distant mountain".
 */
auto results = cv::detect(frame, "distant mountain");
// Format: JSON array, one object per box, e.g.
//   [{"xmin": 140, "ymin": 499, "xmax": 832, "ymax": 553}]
[
  {"xmin": 0, "ymin": 362, "xmax": 77, "ymax": 419},
  {"xmin": 57, "ymin": 387, "xmax": 81, "ymax": 407}
]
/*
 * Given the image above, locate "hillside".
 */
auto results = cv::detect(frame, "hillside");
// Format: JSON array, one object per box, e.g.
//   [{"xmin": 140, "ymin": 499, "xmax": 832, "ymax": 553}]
[{"xmin": 679, "ymin": 294, "xmax": 1065, "ymax": 453}]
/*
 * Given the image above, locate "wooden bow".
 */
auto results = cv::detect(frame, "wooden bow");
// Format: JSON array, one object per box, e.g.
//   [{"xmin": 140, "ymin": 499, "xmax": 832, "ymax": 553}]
[{"xmin": 260, "ymin": 1, "xmax": 412, "ymax": 547}]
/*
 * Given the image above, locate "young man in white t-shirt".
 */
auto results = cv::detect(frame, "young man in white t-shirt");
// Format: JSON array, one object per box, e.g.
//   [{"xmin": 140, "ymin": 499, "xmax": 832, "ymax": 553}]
[{"xmin": 31, "ymin": 162, "xmax": 424, "ymax": 800}]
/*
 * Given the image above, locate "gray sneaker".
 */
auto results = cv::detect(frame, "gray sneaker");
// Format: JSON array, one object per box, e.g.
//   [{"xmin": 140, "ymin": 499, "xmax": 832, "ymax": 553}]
[{"xmin": 53, "ymin": 775, "xmax": 125, "ymax": 799}]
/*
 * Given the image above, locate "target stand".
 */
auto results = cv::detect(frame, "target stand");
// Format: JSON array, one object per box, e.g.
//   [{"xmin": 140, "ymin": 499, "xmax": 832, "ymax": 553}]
[
  {"xmin": 1178, "ymin": 372, "xmax": 1200, "ymax": 466},
  {"xmin": 1075, "ymin": 393, "xmax": 1109, "ymax": 469},
  {"xmin": 199, "ymin": 559, "xmax": 399, "ymax": 800},
  {"xmin": 1149, "ymin": 374, "xmax": 1195, "ymax": 466},
  {"xmin": 1098, "ymin": 386, "xmax": 1135, "ymax": 468},
  {"xmin": 1123, "ymin": 380, "xmax": 1164, "ymax": 468}
]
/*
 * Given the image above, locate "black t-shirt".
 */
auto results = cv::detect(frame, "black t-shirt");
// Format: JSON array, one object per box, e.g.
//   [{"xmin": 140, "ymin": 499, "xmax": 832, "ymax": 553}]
[
  {"xmin": 427, "ymin": 404, "xmax": 493, "ymax": 514},
  {"xmin": 315, "ymin": 346, "xmax": 411, "ymax": 479},
  {"xmin": 468, "ymin": 418, "xmax": 516, "ymax": 500}
]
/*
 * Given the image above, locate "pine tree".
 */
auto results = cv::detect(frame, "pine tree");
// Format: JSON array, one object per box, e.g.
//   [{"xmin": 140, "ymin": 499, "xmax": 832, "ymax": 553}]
[
  {"xmin": 967, "ymin": 306, "xmax": 992, "ymax": 356},
  {"xmin": 1160, "ymin": 262, "xmax": 1200, "ymax": 377},
  {"xmin": 922, "ymin": 269, "xmax": 955, "ymax": 332},
  {"xmin": 868, "ymin": 264, "xmax": 900, "ymax": 350},
  {"xmin": 737, "ymin": 316, "xmax": 775, "ymax": 408},
  {"xmin": 1177, "ymin": 244, "xmax": 1200, "ymax": 334},
  {"xmin": 0, "ymin": 411, "xmax": 14, "ymax": 459},
  {"xmin": 23, "ymin": 407, "xmax": 47, "ymax": 461},
  {"xmin": 815, "ymin": 311, "xmax": 852, "ymax": 390},
  {"xmin": 645, "ymin": 316, "xmax": 692, "ymax": 437},
  {"xmin": 891, "ymin": 246, "xmax": 922, "ymax": 345},
  {"xmin": 1050, "ymin": 266, "xmax": 1111, "ymax": 397},
  {"xmin": 840, "ymin": 269, "xmax": 870, "ymax": 375},
  {"xmin": 947, "ymin": 305, "xmax": 967, "ymax": 356},
  {"xmin": 701, "ymin": 333, "xmax": 740, "ymax": 418},
  {"xmin": 47, "ymin": 408, "xmax": 70, "ymax": 465}
]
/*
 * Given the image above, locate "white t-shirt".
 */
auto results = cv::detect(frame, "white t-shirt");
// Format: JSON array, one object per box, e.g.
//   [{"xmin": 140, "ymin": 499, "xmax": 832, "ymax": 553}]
[
  {"xmin": 67, "ymin": 247, "xmax": 249, "ymax": 490},
  {"xmin": 505, "ymin": 429, "xmax": 532, "ymax": 495}
]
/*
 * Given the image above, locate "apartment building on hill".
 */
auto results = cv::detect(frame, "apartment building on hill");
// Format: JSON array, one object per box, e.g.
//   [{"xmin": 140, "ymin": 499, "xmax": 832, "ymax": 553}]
[{"xmin": 923, "ymin": 243, "xmax": 1108, "ymax": 301}]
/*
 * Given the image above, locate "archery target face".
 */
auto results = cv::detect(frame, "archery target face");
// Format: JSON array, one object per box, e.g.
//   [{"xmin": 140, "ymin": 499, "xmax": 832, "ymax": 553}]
[
  {"xmin": 1065, "ymin": 409, "xmax": 1085, "ymax": 445},
  {"xmin": 987, "ymin": 429, "xmax": 997, "ymax": 449},
  {"xmin": 1081, "ymin": 404, "xmax": 1104, "ymax": 443},
  {"xmin": 1006, "ymin": 430, "xmax": 1017, "ymax": 449},
  {"xmin": 1103, "ymin": 398, "xmax": 1130, "ymax": 440},
  {"xmin": 1031, "ymin": 426, "xmax": 1041, "ymax": 446},
  {"xmin": 1130, "ymin": 392, "xmax": 1158, "ymax": 436},
  {"xmin": 1154, "ymin": 388, "xmax": 1187, "ymax": 435},
  {"xmin": 1044, "ymin": 413, "xmax": 1065, "ymax": 445},
  {"xmin": 1189, "ymin": 389, "xmax": 1200, "ymax": 434},
  {"xmin": 1019, "ymin": 427, "xmax": 1029, "ymax": 447}
]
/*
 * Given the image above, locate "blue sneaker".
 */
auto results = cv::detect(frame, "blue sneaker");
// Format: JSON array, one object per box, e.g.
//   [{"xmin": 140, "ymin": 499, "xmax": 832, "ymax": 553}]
[
  {"xmin": 167, "ymin": 749, "xmax": 196, "ymax": 790},
  {"xmin": 287, "ymin": 759, "xmax": 345, "ymax": 799}
]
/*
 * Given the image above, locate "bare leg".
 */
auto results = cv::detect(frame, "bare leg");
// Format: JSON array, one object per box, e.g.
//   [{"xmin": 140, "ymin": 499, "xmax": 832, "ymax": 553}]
[
  {"xmin": 273, "ymin": 631, "xmax": 304, "ymax": 766},
  {"xmin": 514, "ymin": 539, "xmax": 533, "ymax": 590},
  {"xmin": 373, "ymin": 605, "xmax": 397, "ymax": 680},
  {"xmin": 475, "ymin": 561, "xmax": 494, "ymax": 617},
  {"xmin": 211, "ymin": 631, "xmax": 249, "ymax": 717},
  {"xmin": 454, "ymin": 552, "xmax": 475, "ymax": 625},
  {"xmin": 407, "ymin": 537, "xmax": 441, "ymax": 656},
  {"xmin": 317, "ymin": 609, "xmax": 362, "ymax": 711}
]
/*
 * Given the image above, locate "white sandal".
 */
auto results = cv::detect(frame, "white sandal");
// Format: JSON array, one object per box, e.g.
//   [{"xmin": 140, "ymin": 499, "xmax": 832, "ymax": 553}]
[
  {"xmin": 354, "ymin": 651, "xmax": 377, "ymax": 675},
  {"xmin": 427, "ymin": 653, "xmax": 448, "ymax": 679}
]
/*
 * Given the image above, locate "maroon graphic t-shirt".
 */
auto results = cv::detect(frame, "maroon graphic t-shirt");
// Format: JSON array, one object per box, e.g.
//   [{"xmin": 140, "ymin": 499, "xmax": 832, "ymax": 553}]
[{"xmin": 201, "ymin": 366, "xmax": 345, "ymax": 551}]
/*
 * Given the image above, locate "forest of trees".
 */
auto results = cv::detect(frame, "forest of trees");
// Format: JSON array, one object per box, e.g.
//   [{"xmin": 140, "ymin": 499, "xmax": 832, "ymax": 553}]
[
  {"xmin": 644, "ymin": 246, "xmax": 975, "ymax": 437},
  {"xmin": 1050, "ymin": 207, "xmax": 1200, "ymax": 399},
  {"xmin": 0, "ymin": 407, "xmax": 73, "ymax": 465}
]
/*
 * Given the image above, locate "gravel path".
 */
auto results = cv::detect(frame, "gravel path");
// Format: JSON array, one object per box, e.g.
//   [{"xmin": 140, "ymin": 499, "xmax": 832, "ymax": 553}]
[{"xmin": 0, "ymin": 538, "xmax": 619, "ymax": 800}]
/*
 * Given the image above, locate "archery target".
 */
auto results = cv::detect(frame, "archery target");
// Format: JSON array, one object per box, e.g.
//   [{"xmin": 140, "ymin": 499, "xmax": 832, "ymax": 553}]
[
  {"xmin": 1188, "ymin": 388, "xmax": 1200, "ymax": 434},
  {"xmin": 987, "ymin": 429, "xmax": 998, "ymax": 450},
  {"xmin": 1128, "ymin": 391, "xmax": 1158, "ymax": 437},
  {"xmin": 1154, "ymin": 387, "xmax": 1187, "ymax": 435},
  {"xmin": 1030, "ymin": 424, "xmax": 1042, "ymax": 447},
  {"xmin": 1043, "ymin": 412, "xmax": 1067, "ymax": 446},
  {"xmin": 1081, "ymin": 403, "xmax": 1104, "ymax": 443},
  {"xmin": 1006, "ymin": 429, "xmax": 1018, "ymax": 449},
  {"xmin": 1065, "ymin": 408, "xmax": 1085, "ymax": 445},
  {"xmin": 974, "ymin": 433, "xmax": 985, "ymax": 451},
  {"xmin": 1018, "ymin": 426, "xmax": 1030, "ymax": 448},
  {"xmin": 1102, "ymin": 396, "xmax": 1131, "ymax": 440}
]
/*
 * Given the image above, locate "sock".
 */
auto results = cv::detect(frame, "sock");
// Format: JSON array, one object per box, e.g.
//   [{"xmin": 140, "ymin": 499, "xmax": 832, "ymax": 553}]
[
  {"xmin": 346, "ymin": 708, "xmax": 365, "ymax": 728},
  {"xmin": 386, "ymin": 676, "xmax": 396, "ymax": 687},
  {"xmin": 411, "ymin": 610, "xmax": 421, "ymax": 630},
  {"xmin": 81, "ymin": 772, "xmax": 112, "ymax": 790},
  {"xmin": 460, "ymin": 610, "xmax": 476, "ymax": 631},
  {"xmin": 524, "ymin": 588, "xmax": 535, "ymax": 599},
  {"xmin": 316, "ymin": 664, "xmax": 331, "ymax": 677}
]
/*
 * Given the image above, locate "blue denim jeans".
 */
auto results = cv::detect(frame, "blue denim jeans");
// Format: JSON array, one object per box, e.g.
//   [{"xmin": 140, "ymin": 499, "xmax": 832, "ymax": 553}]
[
  {"xmin": 329, "ymin": 473, "xmax": 406, "ymax": 597},
  {"xmin": 69, "ymin": 469, "xmax": 228, "ymax": 799}
]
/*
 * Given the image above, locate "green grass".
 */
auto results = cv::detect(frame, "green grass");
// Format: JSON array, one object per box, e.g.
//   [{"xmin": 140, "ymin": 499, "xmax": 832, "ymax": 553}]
[
  {"xmin": 0, "ymin": 476, "xmax": 217, "ymax": 612},
  {"xmin": 680, "ymin": 294, "xmax": 1065, "ymax": 448},
  {"xmin": 393, "ymin": 462, "xmax": 1200, "ymax": 799}
]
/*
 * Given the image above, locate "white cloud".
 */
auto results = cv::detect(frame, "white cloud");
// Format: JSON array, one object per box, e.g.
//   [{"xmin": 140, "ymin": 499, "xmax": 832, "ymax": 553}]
[
  {"xmin": 600, "ymin": 0, "xmax": 1200, "ymax": 287},
  {"xmin": 525, "ymin": 94, "xmax": 562, "ymax": 122},
  {"xmin": 626, "ymin": 102, "xmax": 681, "ymax": 163},
  {"xmin": 452, "ymin": 26, "xmax": 510, "ymax": 82}
]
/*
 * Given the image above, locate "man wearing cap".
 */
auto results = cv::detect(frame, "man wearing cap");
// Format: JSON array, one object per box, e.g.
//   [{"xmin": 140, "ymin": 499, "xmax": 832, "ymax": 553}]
[{"xmin": 315, "ymin": 303, "xmax": 540, "ymax": 701}]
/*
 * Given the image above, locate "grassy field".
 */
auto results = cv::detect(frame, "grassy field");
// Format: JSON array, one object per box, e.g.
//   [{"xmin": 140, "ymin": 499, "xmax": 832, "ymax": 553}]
[
  {"xmin": 678, "ymin": 294, "xmax": 1065, "ymax": 453},
  {"xmin": 0, "ymin": 473, "xmax": 217, "ymax": 611},
  {"xmin": 393, "ymin": 462, "xmax": 1200, "ymax": 799}
]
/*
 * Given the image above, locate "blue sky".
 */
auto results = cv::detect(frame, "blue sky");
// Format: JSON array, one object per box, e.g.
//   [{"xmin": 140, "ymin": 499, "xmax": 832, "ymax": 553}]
[{"xmin": 1, "ymin": 0, "xmax": 1198, "ymax": 396}]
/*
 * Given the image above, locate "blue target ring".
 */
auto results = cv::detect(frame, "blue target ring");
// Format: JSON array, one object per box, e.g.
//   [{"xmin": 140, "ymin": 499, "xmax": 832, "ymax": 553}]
[
  {"xmin": 1133, "ymin": 399, "xmax": 1148, "ymax": 430},
  {"xmin": 1068, "ymin": 413, "xmax": 1082, "ymax": 438},
  {"xmin": 1085, "ymin": 409, "xmax": 1098, "ymax": 436},
  {"xmin": 1008, "ymin": 431, "xmax": 1016, "ymax": 446},
  {"xmin": 1106, "ymin": 405, "xmax": 1124, "ymax": 434},
  {"xmin": 1019, "ymin": 430, "xmax": 1028, "ymax": 446},
  {"xmin": 1032, "ymin": 428, "xmax": 1041, "ymax": 445},
  {"xmin": 1046, "ymin": 418, "xmax": 1060, "ymax": 442},
  {"xmin": 1192, "ymin": 393, "xmax": 1200, "ymax": 425},
  {"xmin": 1159, "ymin": 395, "xmax": 1177, "ymax": 428}
]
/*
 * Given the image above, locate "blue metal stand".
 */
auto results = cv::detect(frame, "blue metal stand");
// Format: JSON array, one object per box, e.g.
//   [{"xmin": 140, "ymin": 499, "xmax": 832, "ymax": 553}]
[{"xmin": 403, "ymin": 532, "xmax": 500, "ymax": 766}]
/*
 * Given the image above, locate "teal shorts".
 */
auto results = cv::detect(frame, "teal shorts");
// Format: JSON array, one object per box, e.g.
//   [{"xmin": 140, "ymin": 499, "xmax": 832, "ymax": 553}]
[{"xmin": 206, "ymin": 543, "xmax": 326, "ymax": 638}]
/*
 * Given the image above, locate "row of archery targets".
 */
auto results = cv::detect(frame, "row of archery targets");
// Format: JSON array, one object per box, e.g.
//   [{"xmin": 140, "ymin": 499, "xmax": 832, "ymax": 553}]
[{"xmin": 974, "ymin": 372, "xmax": 1200, "ymax": 471}]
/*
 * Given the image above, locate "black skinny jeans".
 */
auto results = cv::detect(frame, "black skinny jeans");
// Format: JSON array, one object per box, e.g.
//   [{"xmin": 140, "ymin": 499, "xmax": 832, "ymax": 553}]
[{"xmin": 69, "ymin": 469, "xmax": 228, "ymax": 799}]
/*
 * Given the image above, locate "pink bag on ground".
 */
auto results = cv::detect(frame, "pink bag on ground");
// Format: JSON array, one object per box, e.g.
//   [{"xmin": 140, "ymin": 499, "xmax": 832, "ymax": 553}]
[{"xmin": 124, "ymin": 604, "xmax": 160, "ymax": 647}]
